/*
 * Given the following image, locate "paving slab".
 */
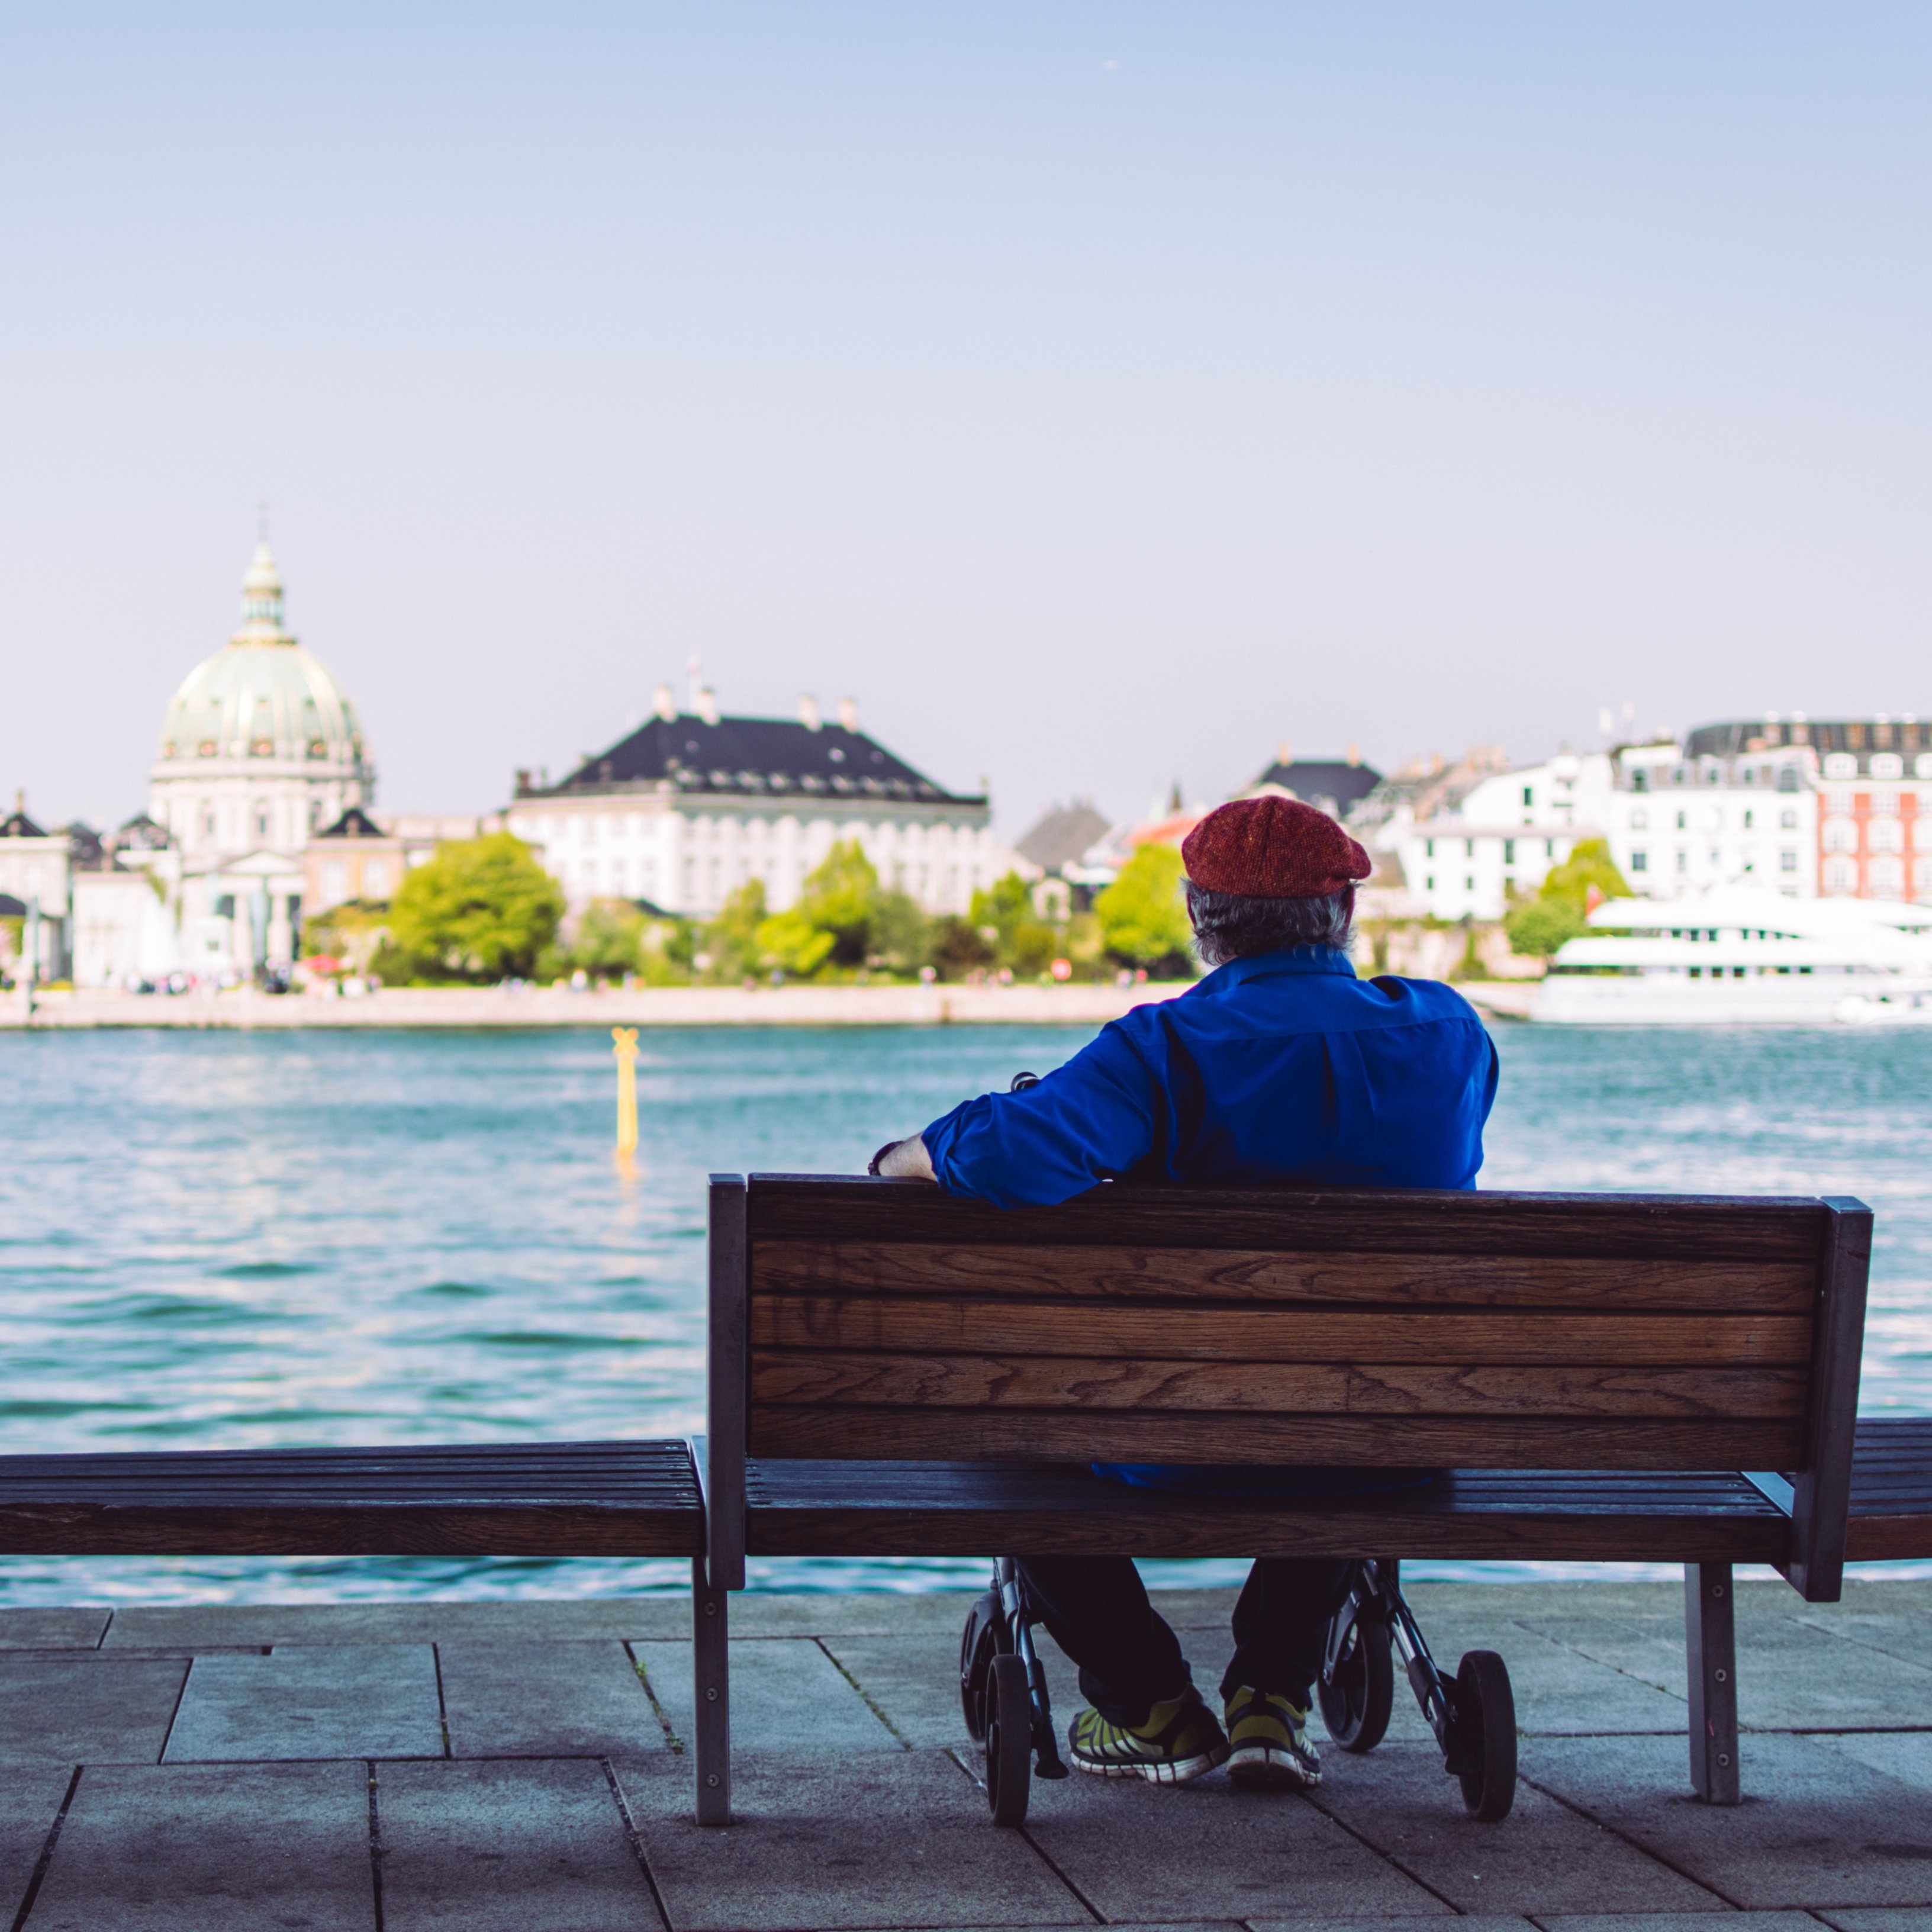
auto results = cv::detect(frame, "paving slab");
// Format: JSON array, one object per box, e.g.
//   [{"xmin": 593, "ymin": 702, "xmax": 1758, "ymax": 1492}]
[
  {"xmin": 1800, "ymin": 1590, "xmax": 1932, "ymax": 1679},
  {"xmin": 0, "ymin": 1653, "xmax": 186, "ymax": 1764},
  {"xmin": 818, "ymin": 1632, "xmax": 975, "ymax": 1749},
  {"xmin": 637, "ymin": 1636, "xmax": 900, "ymax": 1753},
  {"xmin": 0, "ymin": 1769, "xmax": 78, "ymax": 1920},
  {"xmin": 107, "ymin": 1596, "xmax": 690, "ymax": 1648},
  {"xmin": 1308, "ymin": 1739, "xmax": 1720, "ymax": 1916},
  {"xmin": 723, "ymin": 1590, "xmax": 986, "ymax": 1638},
  {"xmin": 164, "ymin": 1643, "xmax": 444, "ymax": 1761},
  {"xmin": 614, "ymin": 1747, "xmax": 1082, "ymax": 1930},
  {"xmin": 1251, "ymin": 1919, "xmax": 1535, "ymax": 1932},
  {"xmin": 1540, "ymin": 1917, "xmax": 1821, "ymax": 1932},
  {"xmin": 0, "ymin": 1607, "xmax": 109, "ymax": 1649},
  {"xmin": 439, "ymin": 1639, "xmax": 667, "ymax": 1757},
  {"xmin": 1808, "ymin": 1730, "xmax": 1932, "ymax": 1793},
  {"xmin": 1817, "ymin": 1914, "xmax": 1932, "ymax": 1932},
  {"xmin": 1528, "ymin": 1731, "xmax": 1932, "ymax": 1907},
  {"xmin": 1019, "ymin": 1756, "xmax": 1448, "ymax": 1923},
  {"xmin": 25, "ymin": 1760, "xmax": 373, "ymax": 1931},
  {"xmin": 377, "ymin": 1757, "xmax": 655, "ymax": 1930}
]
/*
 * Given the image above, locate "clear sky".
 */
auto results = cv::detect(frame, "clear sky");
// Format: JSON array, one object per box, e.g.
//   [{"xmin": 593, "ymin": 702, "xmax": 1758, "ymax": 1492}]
[{"xmin": 3, "ymin": 2, "xmax": 1928, "ymax": 838}]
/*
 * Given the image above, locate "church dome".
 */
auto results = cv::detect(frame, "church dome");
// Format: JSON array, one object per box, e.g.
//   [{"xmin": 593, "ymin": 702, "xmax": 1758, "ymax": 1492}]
[{"xmin": 156, "ymin": 543, "xmax": 366, "ymax": 768}]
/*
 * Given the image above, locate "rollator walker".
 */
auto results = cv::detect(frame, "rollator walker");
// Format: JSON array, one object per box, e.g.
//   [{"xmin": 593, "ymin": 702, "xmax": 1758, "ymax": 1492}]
[{"xmin": 959, "ymin": 1554, "xmax": 1517, "ymax": 1827}]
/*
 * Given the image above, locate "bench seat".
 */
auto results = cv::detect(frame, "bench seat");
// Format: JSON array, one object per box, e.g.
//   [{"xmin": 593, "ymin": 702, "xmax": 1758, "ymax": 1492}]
[
  {"xmin": 1847, "ymin": 1416, "xmax": 1932, "ymax": 1560},
  {"xmin": 749, "ymin": 1415, "xmax": 1932, "ymax": 1566},
  {"xmin": 0, "ymin": 1440, "xmax": 704, "ymax": 1557}
]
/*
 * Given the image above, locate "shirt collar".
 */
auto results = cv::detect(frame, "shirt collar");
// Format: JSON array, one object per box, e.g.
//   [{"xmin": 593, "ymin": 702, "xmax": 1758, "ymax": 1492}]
[{"xmin": 1204, "ymin": 944, "xmax": 1359, "ymax": 987}]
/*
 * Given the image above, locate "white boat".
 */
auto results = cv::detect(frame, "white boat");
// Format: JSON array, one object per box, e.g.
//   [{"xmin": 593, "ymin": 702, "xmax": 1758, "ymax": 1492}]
[{"xmin": 1530, "ymin": 887, "xmax": 1932, "ymax": 1025}]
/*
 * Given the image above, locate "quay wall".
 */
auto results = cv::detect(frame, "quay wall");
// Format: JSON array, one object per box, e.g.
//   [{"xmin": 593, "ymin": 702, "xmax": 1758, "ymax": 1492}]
[{"xmin": 0, "ymin": 981, "xmax": 1199, "ymax": 1029}]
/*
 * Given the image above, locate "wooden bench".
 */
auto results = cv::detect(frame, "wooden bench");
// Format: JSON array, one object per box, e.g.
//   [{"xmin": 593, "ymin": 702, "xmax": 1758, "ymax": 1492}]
[{"xmin": 695, "ymin": 1171, "xmax": 1879, "ymax": 1823}]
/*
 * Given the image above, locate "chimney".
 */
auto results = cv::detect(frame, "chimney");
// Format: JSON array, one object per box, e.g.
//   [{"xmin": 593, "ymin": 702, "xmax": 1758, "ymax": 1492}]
[
  {"xmin": 798, "ymin": 694, "xmax": 821, "ymax": 732},
  {"xmin": 514, "ymin": 767, "xmax": 532, "ymax": 796},
  {"xmin": 1275, "ymin": 743, "xmax": 1290, "ymax": 768},
  {"xmin": 837, "ymin": 696, "xmax": 858, "ymax": 732},
  {"xmin": 1346, "ymin": 742, "xmax": 1361, "ymax": 767},
  {"xmin": 652, "ymin": 683, "xmax": 676, "ymax": 722},
  {"xmin": 696, "ymin": 687, "xmax": 720, "ymax": 727}
]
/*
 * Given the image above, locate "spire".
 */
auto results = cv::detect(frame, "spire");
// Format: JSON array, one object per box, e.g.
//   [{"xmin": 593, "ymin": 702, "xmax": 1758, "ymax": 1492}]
[{"xmin": 233, "ymin": 540, "xmax": 294, "ymax": 645}]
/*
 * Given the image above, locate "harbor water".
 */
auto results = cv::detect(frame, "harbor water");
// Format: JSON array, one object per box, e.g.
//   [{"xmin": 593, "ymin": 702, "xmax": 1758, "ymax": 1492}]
[{"xmin": 1, "ymin": 1021, "xmax": 1928, "ymax": 1602}]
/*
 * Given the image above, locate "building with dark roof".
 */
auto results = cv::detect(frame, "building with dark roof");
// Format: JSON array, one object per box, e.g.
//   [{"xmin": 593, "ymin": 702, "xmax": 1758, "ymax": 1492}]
[
  {"xmin": 506, "ymin": 687, "xmax": 997, "ymax": 916},
  {"xmin": 1245, "ymin": 749, "xmax": 1384, "ymax": 822}
]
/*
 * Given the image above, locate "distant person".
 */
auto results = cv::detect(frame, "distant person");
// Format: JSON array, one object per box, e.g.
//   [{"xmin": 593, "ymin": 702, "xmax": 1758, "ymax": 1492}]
[{"xmin": 870, "ymin": 794, "xmax": 1498, "ymax": 1789}]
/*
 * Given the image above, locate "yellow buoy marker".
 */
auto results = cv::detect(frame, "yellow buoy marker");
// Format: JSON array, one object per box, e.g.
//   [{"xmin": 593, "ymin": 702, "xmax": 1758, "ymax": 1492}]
[{"xmin": 612, "ymin": 1026, "xmax": 639, "ymax": 1155}]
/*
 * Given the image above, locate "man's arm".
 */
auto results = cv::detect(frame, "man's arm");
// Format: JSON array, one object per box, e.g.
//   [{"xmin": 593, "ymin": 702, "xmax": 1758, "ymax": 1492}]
[
  {"xmin": 907, "ymin": 1023, "xmax": 1162, "ymax": 1209},
  {"xmin": 869, "ymin": 1134, "xmax": 935, "ymax": 1180}
]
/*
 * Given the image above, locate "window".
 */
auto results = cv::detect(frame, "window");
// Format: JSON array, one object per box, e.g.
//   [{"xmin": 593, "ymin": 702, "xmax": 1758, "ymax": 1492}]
[
  {"xmin": 1780, "ymin": 808, "xmax": 1798, "ymax": 830},
  {"xmin": 1503, "ymin": 839, "xmax": 1515, "ymax": 865},
  {"xmin": 1917, "ymin": 754, "xmax": 1932, "ymax": 780},
  {"xmin": 1822, "ymin": 855, "xmax": 1858, "ymax": 893},
  {"xmin": 362, "ymin": 859, "xmax": 391, "ymax": 898},
  {"xmin": 1872, "ymin": 753, "xmax": 1904, "ymax": 780},
  {"xmin": 1824, "ymin": 753, "xmax": 1857, "ymax": 778},
  {"xmin": 1676, "ymin": 810, "xmax": 1687, "ymax": 830},
  {"xmin": 1871, "ymin": 788, "xmax": 1900, "ymax": 816},
  {"xmin": 1521, "ymin": 786, "xmax": 1533, "ymax": 807},
  {"xmin": 1464, "ymin": 875, "xmax": 1474, "ymax": 891},
  {"xmin": 1917, "ymin": 855, "xmax": 1932, "ymax": 893},
  {"xmin": 1465, "ymin": 839, "xmax": 1475, "ymax": 859},
  {"xmin": 1425, "ymin": 839, "xmax": 1434, "ymax": 859},
  {"xmin": 1743, "ymin": 810, "xmax": 1754, "ymax": 830},
  {"xmin": 1424, "ymin": 875, "xmax": 1434, "ymax": 891},
  {"xmin": 1825, "ymin": 788, "xmax": 1854, "ymax": 815},
  {"xmin": 1676, "ymin": 851, "xmax": 1688, "ymax": 874},
  {"xmin": 1870, "ymin": 856, "xmax": 1905, "ymax": 896},
  {"xmin": 1781, "ymin": 850, "xmax": 1798, "ymax": 873},
  {"xmin": 1869, "ymin": 817, "xmax": 1904, "ymax": 853},
  {"xmin": 321, "ymin": 861, "xmax": 346, "ymax": 902},
  {"xmin": 1629, "ymin": 809, "xmax": 1647, "ymax": 830},
  {"xmin": 1778, "ymin": 767, "xmax": 1799, "ymax": 792},
  {"xmin": 1631, "ymin": 851, "xmax": 1648, "ymax": 872},
  {"xmin": 1823, "ymin": 817, "xmax": 1858, "ymax": 853}
]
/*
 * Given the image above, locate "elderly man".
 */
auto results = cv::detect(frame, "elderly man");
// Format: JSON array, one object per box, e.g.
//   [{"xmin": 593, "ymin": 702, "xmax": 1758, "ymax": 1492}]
[{"xmin": 872, "ymin": 795, "xmax": 1498, "ymax": 1790}]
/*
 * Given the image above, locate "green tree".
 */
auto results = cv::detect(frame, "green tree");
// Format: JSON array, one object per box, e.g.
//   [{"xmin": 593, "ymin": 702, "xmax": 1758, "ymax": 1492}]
[
  {"xmin": 1505, "ymin": 837, "xmax": 1630, "ymax": 960},
  {"xmin": 970, "ymin": 870, "xmax": 1059, "ymax": 978},
  {"xmin": 569, "ymin": 898, "xmax": 646, "ymax": 982},
  {"xmin": 754, "ymin": 842, "xmax": 883, "ymax": 978},
  {"xmin": 1503, "ymin": 899, "xmax": 1586, "ymax": 959},
  {"xmin": 1095, "ymin": 844, "xmax": 1194, "ymax": 974},
  {"xmin": 866, "ymin": 890, "xmax": 930, "ymax": 974},
  {"xmin": 929, "ymin": 914, "xmax": 995, "ymax": 980},
  {"xmin": 387, "ymin": 833, "xmax": 565, "ymax": 983},
  {"xmin": 1540, "ymin": 838, "xmax": 1631, "ymax": 913},
  {"xmin": 700, "ymin": 880, "xmax": 768, "ymax": 981}
]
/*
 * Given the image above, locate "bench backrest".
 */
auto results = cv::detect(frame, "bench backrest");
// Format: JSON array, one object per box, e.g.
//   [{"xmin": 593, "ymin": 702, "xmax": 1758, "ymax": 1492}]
[{"xmin": 705, "ymin": 1174, "xmax": 1870, "ymax": 1597}]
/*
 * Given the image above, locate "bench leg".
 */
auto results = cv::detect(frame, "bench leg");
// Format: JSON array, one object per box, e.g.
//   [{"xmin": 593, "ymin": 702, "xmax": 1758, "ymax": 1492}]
[
  {"xmin": 693, "ymin": 1558, "xmax": 732, "ymax": 1825},
  {"xmin": 1685, "ymin": 1562, "xmax": 1739, "ymax": 1805}
]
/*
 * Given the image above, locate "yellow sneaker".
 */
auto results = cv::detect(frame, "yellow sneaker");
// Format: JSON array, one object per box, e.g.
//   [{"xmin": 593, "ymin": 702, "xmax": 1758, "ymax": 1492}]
[
  {"xmin": 1067, "ymin": 1686, "xmax": 1230, "ymax": 1784},
  {"xmin": 1225, "ymin": 1686, "xmax": 1322, "ymax": 1788}
]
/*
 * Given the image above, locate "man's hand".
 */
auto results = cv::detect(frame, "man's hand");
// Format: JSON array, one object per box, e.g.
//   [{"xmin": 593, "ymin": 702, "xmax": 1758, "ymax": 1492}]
[{"xmin": 869, "ymin": 1135, "xmax": 936, "ymax": 1181}]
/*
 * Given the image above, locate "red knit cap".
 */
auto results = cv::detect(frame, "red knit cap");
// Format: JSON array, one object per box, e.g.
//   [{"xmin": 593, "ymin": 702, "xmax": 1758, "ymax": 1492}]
[{"xmin": 1180, "ymin": 795, "xmax": 1372, "ymax": 899}]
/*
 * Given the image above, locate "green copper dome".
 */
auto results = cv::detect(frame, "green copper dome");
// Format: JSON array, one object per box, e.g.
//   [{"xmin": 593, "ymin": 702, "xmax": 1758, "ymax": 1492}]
[{"xmin": 157, "ymin": 543, "xmax": 365, "ymax": 765}]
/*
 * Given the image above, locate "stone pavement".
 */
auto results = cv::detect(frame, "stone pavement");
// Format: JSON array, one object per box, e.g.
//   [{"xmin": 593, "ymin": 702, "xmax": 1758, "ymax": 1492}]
[{"xmin": 1, "ymin": 1579, "xmax": 1930, "ymax": 1931}]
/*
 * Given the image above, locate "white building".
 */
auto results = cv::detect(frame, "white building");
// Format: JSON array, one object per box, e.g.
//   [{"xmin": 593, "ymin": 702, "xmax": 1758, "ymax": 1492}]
[
  {"xmin": 1392, "ymin": 739, "xmax": 1821, "ymax": 920},
  {"xmin": 147, "ymin": 543, "xmax": 375, "ymax": 975},
  {"xmin": 505, "ymin": 688, "xmax": 1000, "ymax": 918}
]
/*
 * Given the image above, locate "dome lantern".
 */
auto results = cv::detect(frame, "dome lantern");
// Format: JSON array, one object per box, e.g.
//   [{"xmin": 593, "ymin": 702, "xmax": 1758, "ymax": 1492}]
[{"xmin": 233, "ymin": 540, "xmax": 294, "ymax": 645}]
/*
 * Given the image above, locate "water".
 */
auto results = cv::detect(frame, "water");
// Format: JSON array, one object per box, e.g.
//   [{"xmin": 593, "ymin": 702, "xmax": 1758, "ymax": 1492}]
[{"xmin": 1, "ymin": 1022, "xmax": 1928, "ymax": 1603}]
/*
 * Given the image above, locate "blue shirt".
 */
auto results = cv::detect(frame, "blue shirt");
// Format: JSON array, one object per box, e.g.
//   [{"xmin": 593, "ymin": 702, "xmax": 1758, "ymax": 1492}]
[{"xmin": 922, "ymin": 946, "xmax": 1498, "ymax": 1208}]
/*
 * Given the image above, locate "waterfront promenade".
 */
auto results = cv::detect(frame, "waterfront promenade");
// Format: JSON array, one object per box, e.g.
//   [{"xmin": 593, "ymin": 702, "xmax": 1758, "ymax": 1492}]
[
  {"xmin": 1, "ymin": 980, "xmax": 1541, "ymax": 1028},
  {"xmin": 4, "ymin": 1577, "xmax": 1930, "ymax": 1930}
]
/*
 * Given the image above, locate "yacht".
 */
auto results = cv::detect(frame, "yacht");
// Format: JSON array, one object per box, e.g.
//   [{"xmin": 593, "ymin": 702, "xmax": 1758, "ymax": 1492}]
[{"xmin": 1531, "ymin": 887, "xmax": 1932, "ymax": 1025}]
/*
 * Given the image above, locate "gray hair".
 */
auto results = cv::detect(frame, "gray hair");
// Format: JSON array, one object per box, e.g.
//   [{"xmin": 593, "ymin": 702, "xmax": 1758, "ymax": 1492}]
[{"xmin": 1185, "ymin": 881, "xmax": 1356, "ymax": 968}]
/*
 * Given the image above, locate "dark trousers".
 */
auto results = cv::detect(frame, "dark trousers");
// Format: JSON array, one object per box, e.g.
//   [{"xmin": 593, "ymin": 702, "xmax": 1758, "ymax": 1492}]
[{"xmin": 1015, "ymin": 1555, "xmax": 1354, "ymax": 1728}]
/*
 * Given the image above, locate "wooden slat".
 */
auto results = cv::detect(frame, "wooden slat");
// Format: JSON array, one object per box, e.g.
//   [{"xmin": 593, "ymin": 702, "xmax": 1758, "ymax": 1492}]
[
  {"xmin": 746, "ymin": 1405, "xmax": 1805, "ymax": 1469},
  {"xmin": 752, "ymin": 1240, "xmax": 1818, "ymax": 1313},
  {"xmin": 745, "ymin": 1457, "xmax": 1792, "ymax": 1561},
  {"xmin": 749, "ymin": 1296, "xmax": 1815, "ymax": 1367},
  {"xmin": 751, "ymin": 1352, "xmax": 1809, "ymax": 1419},
  {"xmin": 745, "ymin": 1175, "xmax": 1830, "ymax": 1261}
]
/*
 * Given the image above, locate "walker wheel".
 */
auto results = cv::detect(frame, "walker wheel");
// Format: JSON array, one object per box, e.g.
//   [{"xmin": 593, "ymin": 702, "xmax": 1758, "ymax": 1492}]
[
  {"xmin": 1453, "ymin": 1650, "xmax": 1517, "ymax": 1822},
  {"xmin": 1319, "ymin": 1608, "xmax": 1394, "ymax": 1753},
  {"xmin": 959, "ymin": 1592, "xmax": 998, "ymax": 1747},
  {"xmin": 985, "ymin": 1654, "xmax": 1033, "ymax": 1825}
]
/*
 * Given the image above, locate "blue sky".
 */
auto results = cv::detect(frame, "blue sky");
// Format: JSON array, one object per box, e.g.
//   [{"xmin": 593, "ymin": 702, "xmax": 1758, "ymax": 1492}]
[{"xmin": 3, "ymin": 3, "xmax": 1928, "ymax": 834}]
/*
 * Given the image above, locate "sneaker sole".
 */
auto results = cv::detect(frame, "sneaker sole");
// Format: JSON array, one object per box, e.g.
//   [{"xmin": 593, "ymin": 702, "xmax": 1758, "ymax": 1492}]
[
  {"xmin": 1071, "ymin": 1744, "xmax": 1230, "ymax": 1785},
  {"xmin": 1227, "ymin": 1743, "xmax": 1321, "ymax": 1788}
]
